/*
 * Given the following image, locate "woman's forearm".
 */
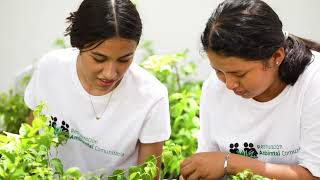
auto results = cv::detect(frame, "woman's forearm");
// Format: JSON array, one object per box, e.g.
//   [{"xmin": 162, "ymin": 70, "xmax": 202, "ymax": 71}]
[
  {"xmin": 28, "ymin": 111, "xmax": 34, "ymax": 125},
  {"xmin": 228, "ymin": 153, "xmax": 318, "ymax": 179}
]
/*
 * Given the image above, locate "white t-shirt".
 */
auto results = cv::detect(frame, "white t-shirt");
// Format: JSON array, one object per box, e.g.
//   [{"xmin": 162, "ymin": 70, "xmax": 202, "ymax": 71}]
[
  {"xmin": 24, "ymin": 48, "xmax": 171, "ymax": 175},
  {"xmin": 198, "ymin": 51, "xmax": 320, "ymax": 177}
]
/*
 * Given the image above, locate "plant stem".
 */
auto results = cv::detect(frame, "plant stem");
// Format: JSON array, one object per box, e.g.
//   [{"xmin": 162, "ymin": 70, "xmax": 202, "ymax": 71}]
[{"xmin": 174, "ymin": 65, "xmax": 181, "ymax": 91}]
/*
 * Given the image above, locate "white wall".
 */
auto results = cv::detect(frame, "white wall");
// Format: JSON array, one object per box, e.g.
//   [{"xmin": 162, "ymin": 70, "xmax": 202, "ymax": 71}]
[
  {"xmin": 0, "ymin": 0, "xmax": 82, "ymax": 91},
  {"xmin": 1, "ymin": 0, "xmax": 319, "ymax": 91}
]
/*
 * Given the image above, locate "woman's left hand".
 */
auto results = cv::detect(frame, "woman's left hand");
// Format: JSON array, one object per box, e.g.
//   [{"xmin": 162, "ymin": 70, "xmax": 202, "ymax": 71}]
[{"xmin": 180, "ymin": 152, "xmax": 226, "ymax": 180}]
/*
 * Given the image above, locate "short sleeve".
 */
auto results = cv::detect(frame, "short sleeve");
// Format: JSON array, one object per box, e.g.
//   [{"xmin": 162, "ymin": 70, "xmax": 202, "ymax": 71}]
[
  {"xmin": 139, "ymin": 94, "xmax": 171, "ymax": 143},
  {"xmin": 197, "ymin": 75, "xmax": 219, "ymax": 152},
  {"xmin": 298, "ymin": 70, "xmax": 320, "ymax": 177},
  {"xmin": 24, "ymin": 63, "xmax": 40, "ymax": 110}
]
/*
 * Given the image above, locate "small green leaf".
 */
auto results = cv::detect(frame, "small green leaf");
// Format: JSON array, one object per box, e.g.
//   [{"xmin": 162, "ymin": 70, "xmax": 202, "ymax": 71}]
[
  {"xmin": 64, "ymin": 167, "xmax": 81, "ymax": 178},
  {"xmin": 128, "ymin": 165, "xmax": 141, "ymax": 175},
  {"xmin": 19, "ymin": 123, "xmax": 33, "ymax": 137},
  {"xmin": 112, "ymin": 169, "xmax": 125, "ymax": 175},
  {"xmin": 129, "ymin": 172, "xmax": 141, "ymax": 180},
  {"xmin": 108, "ymin": 169, "xmax": 125, "ymax": 180},
  {"xmin": 51, "ymin": 158, "xmax": 64, "ymax": 175},
  {"xmin": 0, "ymin": 134, "xmax": 8, "ymax": 143},
  {"xmin": 145, "ymin": 155, "xmax": 157, "ymax": 165}
]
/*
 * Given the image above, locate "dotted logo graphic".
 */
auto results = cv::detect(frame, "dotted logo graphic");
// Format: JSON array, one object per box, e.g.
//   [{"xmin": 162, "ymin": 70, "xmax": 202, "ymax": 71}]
[
  {"xmin": 229, "ymin": 142, "xmax": 258, "ymax": 159},
  {"xmin": 229, "ymin": 143, "xmax": 240, "ymax": 154},
  {"xmin": 49, "ymin": 116, "xmax": 70, "ymax": 139},
  {"xmin": 61, "ymin": 121, "xmax": 69, "ymax": 133},
  {"xmin": 49, "ymin": 116, "xmax": 57, "ymax": 128}
]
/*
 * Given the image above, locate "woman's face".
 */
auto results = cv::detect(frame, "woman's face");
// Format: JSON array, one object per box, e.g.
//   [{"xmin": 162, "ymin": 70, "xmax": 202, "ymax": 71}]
[
  {"xmin": 77, "ymin": 37, "xmax": 137, "ymax": 95},
  {"xmin": 207, "ymin": 49, "xmax": 285, "ymax": 102}
]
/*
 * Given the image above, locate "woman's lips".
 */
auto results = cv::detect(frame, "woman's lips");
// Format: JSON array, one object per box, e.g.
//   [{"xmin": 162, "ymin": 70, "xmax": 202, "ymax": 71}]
[
  {"xmin": 98, "ymin": 79, "xmax": 116, "ymax": 87},
  {"xmin": 234, "ymin": 90, "xmax": 246, "ymax": 96}
]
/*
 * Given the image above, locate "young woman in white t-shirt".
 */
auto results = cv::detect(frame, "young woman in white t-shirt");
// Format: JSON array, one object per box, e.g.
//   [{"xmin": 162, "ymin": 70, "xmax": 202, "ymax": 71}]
[
  {"xmin": 24, "ymin": 0, "xmax": 170, "ymax": 178},
  {"xmin": 180, "ymin": 0, "xmax": 320, "ymax": 179}
]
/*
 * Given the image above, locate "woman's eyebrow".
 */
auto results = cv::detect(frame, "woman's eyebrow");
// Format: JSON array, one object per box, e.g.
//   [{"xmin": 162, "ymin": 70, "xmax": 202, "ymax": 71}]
[
  {"xmin": 211, "ymin": 66, "xmax": 244, "ymax": 73},
  {"xmin": 91, "ymin": 51, "xmax": 108, "ymax": 58},
  {"xmin": 119, "ymin": 53, "xmax": 134, "ymax": 59},
  {"xmin": 91, "ymin": 51, "xmax": 134, "ymax": 59}
]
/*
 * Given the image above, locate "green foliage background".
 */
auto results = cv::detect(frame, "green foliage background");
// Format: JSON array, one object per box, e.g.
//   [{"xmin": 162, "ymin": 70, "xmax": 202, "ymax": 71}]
[
  {"xmin": 0, "ymin": 76, "xmax": 31, "ymax": 134},
  {"xmin": 0, "ymin": 104, "xmax": 158, "ymax": 180},
  {"xmin": 140, "ymin": 46, "xmax": 201, "ymax": 179}
]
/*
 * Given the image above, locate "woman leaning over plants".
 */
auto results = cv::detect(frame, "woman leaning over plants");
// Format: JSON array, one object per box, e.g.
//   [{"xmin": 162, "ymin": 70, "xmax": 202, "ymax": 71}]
[
  {"xmin": 180, "ymin": 0, "xmax": 320, "ymax": 179},
  {"xmin": 24, "ymin": 0, "xmax": 170, "ymax": 178}
]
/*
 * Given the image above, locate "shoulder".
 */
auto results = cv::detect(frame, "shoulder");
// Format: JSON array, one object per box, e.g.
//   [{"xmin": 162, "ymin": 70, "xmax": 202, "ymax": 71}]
[
  {"xmin": 201, "ymin": 72, "xmax": 240, "ymax": 110},
  {"xmin": 295, "ymin": 51, "xmax": 320, "ymax": 103},
  {"xmin": 303, "ymin": 51, "xmax": 320, "ymax": 76},
  {"xmin": 306, "ymin": 50, "xmax": 320, "ymax": 73},
  {"xmin": 307, "ymin": 51, "xmax": 320, "ymax": 83},
  {"xmin": 36, "ymin": 48, "xmax": 78, "ymax": 70},
  {"xmin": 202, "ymin": 72, "xmax": 226, "ymax": 98},
  {"xmin": 125, "ymin": 63, "xmax": 168, "ymax": 98},
  {"xmin": 296, "ymin": 51, "xmax": 320, "ymax": 88},
  {"xmin": 30, "ymin": 48, "xmax": 78, "ymax": 86}
]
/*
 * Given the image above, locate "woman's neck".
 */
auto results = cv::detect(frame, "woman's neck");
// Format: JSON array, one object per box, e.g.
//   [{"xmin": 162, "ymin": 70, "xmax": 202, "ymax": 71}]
[{"xmin": 254, "ymin": 79, "xmax": 287, "ymax": 102}]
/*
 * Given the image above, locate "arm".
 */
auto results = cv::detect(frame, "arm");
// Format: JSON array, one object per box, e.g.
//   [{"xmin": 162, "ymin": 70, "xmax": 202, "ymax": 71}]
[
  {"xmin": 138, "ymin": 141, "xmax": 164, "ymax": 180},
  {"xmin": 27, "ymin": 111, "xmax": 34, "ymax": 125},
  {"xmin": 180, "ymin": 152, "xmax": 319, "ymax": 180},
  {"xmin": 180, "ymin": 73, "xmax": 320, "ymax": 179},
  {"xmin": 228, "ymin": 153, "xmax": 318, "ymax": 179}
]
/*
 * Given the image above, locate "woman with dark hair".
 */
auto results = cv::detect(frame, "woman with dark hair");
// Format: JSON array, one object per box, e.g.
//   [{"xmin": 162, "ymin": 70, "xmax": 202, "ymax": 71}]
[
  {"xmin": 180, "ymin": 0, "xmax": 320, "ymax": 179},
  {"xmin": 24, "ymin": 0, "xmax": 170, "ymax": 177}
]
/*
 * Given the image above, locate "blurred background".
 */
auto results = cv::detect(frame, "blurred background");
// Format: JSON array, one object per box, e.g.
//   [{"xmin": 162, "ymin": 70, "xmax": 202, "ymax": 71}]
[{"xmin": 0, "ymin": 0, "xmax": 319, "ymax": 91}]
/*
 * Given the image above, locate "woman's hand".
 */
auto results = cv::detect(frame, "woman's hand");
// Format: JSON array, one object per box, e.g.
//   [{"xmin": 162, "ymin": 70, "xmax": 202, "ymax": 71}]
[
  {"xmin": 180, "ymin": 152, "xmax": 226, "ymax": 180},
  {"xmin": 180, "ymin": 151, "xmax": 320, "ymax": 180}
]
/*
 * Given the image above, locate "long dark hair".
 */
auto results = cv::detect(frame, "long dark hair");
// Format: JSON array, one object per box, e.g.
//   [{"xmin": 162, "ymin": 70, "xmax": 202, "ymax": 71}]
[
  {"xmin": 201, "ymin": 0, "xmax": 320, "ymax": 85},
  {"xmin": 65, "ymin": 0, "xmax": 142, "ymax": 51}
]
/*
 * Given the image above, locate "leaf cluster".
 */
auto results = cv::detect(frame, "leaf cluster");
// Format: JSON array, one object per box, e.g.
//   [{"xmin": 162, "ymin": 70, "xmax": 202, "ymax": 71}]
[{"xmin": 141, "ymin": 48, "xmax": 202, "ymax": 178}]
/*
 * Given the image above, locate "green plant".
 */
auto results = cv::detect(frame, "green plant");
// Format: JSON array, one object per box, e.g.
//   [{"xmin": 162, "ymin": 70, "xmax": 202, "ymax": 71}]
[
  {"xmin": 0, "ymin": 89, "xmax": 31, "ymax": 134},
  {"xmin": 0, "ymin": 63, "xmax": 32, "ymax": 134},
  {"xmin": 0, "ymin": 37, "xmax": 67, "ymax": 134},
  {"xmin": 0, "ymin": 104, "xmax": 158, "ymax": 180},
  {"xmin": 127, "ymin": 155, "xmax": 158, "ymax": 180},
  {"xmin": 161, "ymin": 141, "xmax": 184, "ymax": 179},
  {"xmin": 228, "ymin": 169, "xmax": 273, "ymax": 180},
  {"xmin": 53, "ymin": 38, "xmax": 68, "ymax": 49},
  {"xmin": 141, "ymin": 50, "xmax": 202, "ymax": 179},
  {"xmin": 139, "ymin": 40, "xmax": 156, "ymax": 61},
  {"xmin": 0, "ymin": 103, "xmax": 68, "ymax": 179}
]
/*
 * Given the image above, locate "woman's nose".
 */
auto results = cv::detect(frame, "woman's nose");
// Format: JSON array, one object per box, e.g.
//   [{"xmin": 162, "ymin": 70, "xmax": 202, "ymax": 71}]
[
  {"xmin": 225, "ymin": 76, "xmax": 239, "ymax": 90},
  {"xmin": 101, "ymin": 62, "xmax": 117, "ymax": 79}
]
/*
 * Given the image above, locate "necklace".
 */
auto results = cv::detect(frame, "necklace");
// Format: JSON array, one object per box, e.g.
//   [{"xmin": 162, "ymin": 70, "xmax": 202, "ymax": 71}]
[
  {"xmin": 76, "ymin": 56, "xmax": 115, "ymax": 120},
  {"xmin": 88, "ymin": 90, "xmax": 114, "ymax": 120}
]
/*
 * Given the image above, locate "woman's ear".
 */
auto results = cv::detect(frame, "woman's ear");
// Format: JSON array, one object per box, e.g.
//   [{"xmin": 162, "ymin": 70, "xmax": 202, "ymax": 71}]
[{"xmin": 272, "ymin": 47, "xmax": 285, "ymax": 67}]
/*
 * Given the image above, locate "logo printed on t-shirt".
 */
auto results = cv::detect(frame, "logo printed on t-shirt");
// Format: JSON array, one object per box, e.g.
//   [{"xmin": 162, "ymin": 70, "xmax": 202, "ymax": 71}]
[
  {"xmin": 229, "ymin": 142, "xmax": 258, "ymax": 159},
  {"xmin": 256, "ymin": 144, "xmax": 300, "ymax": 157},
  {"xmin": 49, "ymin": 116, "xmax": 125, "ymax": 157},
  {"xmin": 49, "ymin": 116, "xmax": 70, "ymax": 138},
  {"xmin": 229, "ymin": 142, "xmax": 300, "ymax": 158}
]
